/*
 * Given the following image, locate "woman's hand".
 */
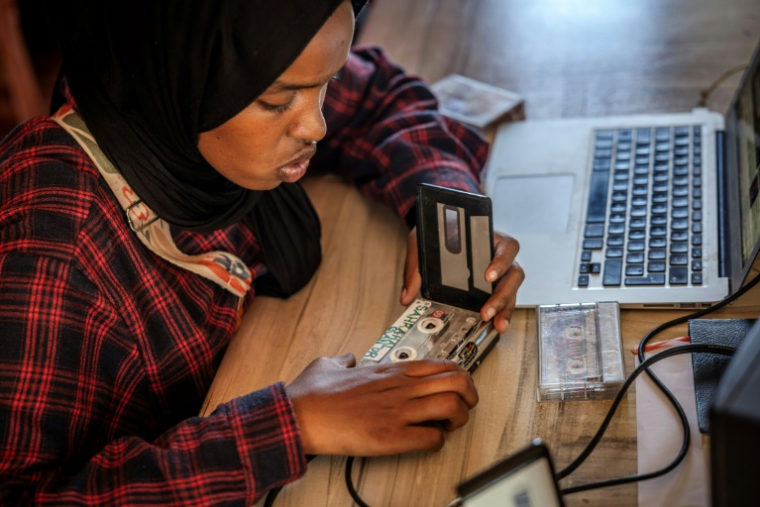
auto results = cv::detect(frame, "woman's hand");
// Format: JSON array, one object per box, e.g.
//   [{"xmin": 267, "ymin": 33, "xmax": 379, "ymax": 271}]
[
  {"xmin": 287, "ymin": 354, "xmax": 478, "ymax": 456},
  {"xmin": 401, "ymin": 227, "xmax": 524, "ymax": 334}
]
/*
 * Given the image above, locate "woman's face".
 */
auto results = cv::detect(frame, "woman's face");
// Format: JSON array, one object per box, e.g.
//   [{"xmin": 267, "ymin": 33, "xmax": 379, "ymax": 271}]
[{"xmin": 198, "ymin": 1, "xmax": 355, "ymax": 190}]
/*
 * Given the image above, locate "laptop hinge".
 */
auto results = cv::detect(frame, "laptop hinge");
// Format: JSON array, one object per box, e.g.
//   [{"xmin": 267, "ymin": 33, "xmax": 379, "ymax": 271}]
[{"xmin": 716, "ymin": 130, "xmax": 728, "ymax": 278}]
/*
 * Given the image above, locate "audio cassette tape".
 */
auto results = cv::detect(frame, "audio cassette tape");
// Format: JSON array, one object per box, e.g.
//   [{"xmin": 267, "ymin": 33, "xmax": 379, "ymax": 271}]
[{"xmin": 361, "ymin": 184, "xmax": 500, "ymax": 373}]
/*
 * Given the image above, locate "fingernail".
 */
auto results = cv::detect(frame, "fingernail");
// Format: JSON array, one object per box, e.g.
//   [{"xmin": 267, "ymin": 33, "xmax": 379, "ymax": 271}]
[
  {"xmin": 485, "ymin": 307, "xmax": 496, "ymax": 320},
  {"xmin": 487, "ymin": 270, "xmax": 498, "ymax": 282}
]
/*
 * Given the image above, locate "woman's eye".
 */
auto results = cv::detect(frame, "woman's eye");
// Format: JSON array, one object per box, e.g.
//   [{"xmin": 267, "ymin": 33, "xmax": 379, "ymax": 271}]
[{"xmin": 259, "ymin": 97, "xmax": 294, "ymax": 114}]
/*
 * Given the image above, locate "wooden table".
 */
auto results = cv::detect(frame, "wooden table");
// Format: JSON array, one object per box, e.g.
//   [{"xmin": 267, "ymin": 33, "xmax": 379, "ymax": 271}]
[{"xmin": 202, "ymin": 1, "xmax": 760, "ymax": 505}]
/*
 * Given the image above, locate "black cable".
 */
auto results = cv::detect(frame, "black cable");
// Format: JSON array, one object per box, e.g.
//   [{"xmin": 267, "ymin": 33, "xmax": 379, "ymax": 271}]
[
  {"xmin": 345, "ymin": 456, "xmax": 371, "ymax": 507},
  {"xmin": 558, "ymin": 343, "xmax": 735, "ymax": 494}
]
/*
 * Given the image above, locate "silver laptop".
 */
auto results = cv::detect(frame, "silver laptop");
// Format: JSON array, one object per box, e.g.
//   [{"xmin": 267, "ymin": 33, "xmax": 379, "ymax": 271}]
[{"xmin": 484, "ymin": 39, "xmax": 760, "ymax": 308}]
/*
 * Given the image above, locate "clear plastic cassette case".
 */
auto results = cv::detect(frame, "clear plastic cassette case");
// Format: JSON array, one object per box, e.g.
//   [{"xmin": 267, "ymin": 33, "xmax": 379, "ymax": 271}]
[{"xmin": 536, "ymin": 302, "xmax": 625, "ymax": 401}]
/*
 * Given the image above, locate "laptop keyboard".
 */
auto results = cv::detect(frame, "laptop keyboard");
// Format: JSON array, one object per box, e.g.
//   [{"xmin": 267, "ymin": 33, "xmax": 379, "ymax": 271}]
[{"xmin": 578, "ymin": 126, "xmax": 703, "ymax": 288}]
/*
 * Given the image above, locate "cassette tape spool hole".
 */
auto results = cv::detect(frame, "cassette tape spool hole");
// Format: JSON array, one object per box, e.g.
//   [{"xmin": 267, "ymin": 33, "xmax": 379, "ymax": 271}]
[
  {"xmin": 391, "ymin": 346, "xmax": 418, "ymax": 362},
  {"xmin": 417, "ymin": 317, "xmax": 444, "ymax": 334}
]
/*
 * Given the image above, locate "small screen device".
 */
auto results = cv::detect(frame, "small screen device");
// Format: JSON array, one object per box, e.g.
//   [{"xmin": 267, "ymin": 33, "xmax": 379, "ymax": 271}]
[
  {"xmin": 361, "ymin": 184, "xmax": 499, "ymax": 373},
  {"xmin": 456, "ymin": 440, "xmax": 565, "ymax": 507}
]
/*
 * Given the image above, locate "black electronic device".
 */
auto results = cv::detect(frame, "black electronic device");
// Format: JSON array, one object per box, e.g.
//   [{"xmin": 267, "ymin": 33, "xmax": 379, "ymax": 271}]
[
  {"xmin": 710, "ymin": 318, "xmax": 760, "ymax": 507},
  {"xmin": 456, "ymin": 439, "xmax": 565, "ymax": 507}
]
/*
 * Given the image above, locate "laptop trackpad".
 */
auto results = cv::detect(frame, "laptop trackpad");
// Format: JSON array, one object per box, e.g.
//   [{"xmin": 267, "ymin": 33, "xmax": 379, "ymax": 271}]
[{"xmin": 492, "ymin": 175, "xmax": 575, "ymax": 234}]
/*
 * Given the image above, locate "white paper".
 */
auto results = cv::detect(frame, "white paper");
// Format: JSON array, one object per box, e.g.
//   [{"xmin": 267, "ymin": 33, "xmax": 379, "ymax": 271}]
[{"xmin": 635, "ymin": 345, "xmax": 709, "ymax": 507}]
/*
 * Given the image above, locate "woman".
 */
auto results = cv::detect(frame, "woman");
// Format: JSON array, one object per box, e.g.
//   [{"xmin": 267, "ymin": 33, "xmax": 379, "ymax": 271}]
[{"xmin": 0, "ymin": 0, "xmax": 524, "ymax": 504}]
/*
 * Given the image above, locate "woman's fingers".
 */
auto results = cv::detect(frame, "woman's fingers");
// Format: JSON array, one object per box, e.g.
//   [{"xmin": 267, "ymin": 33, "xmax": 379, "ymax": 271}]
[
  {"xmin": 481, "ymin": 260, "xmax": 525, "ymax": 333},
  {"xmin": 485, "ymin": 233, "xmax": 520, "ymax": 283}
]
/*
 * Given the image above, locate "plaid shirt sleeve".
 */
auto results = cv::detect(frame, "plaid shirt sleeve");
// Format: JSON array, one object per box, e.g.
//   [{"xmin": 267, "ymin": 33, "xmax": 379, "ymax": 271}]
[{"xmin": 314, "ymin": 45, "xmax": 490, "ymax": 227}]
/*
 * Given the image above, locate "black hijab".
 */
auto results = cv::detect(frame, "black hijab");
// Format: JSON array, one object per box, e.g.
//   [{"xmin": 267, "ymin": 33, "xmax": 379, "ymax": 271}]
[{"xmin": 47, "ymin": 0, "xmax": 367, "ymax": 297}]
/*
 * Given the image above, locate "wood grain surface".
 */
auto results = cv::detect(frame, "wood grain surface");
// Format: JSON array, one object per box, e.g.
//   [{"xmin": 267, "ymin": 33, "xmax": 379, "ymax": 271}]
[{"xmin": 202, "ymin": 1, "xmax": 760, "ymax": 505}]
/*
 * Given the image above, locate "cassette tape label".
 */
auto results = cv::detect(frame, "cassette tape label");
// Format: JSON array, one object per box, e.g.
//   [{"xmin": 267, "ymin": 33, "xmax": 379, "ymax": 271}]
[{"xmin": 363, "ymin": 301, "xmax": 432, "ymax": 362}]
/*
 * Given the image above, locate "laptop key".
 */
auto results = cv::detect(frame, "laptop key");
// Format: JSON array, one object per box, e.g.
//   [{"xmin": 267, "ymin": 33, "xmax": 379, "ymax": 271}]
[
  {"xmin": 672, "ymin": 231, "xmax": 688, "ymax": 242},
  {"xmin": 693, "ymin": 188, "xmax": 702, "ymax": 199},
  {"xmin": 653, "ymin": 182, "xmax": 669, "ymax": 193},
  {"xmin": 636, "ymin": 128, "xmax": 651, "ymax": 142},
  {"xmin": 671, "ymin": 219, "xmax": 688, "ymax": 230},
  {"xmin": 633, "ymin": 196, "xmax": 648, "ymax": 207},
  {"xmin": 586, "ymin": 171, "xmax": 610, "ymax": 223},
  {"xmin": 580, "ymin": 263, "xmax": 590, "ymax": 274},
  {"xmin": 609, "ymin": 224, "xmax": 625, "ymax": 235},
  {"xmin": 655, "ymin": 128, "xmax": 670, "ymax": 140},
  {"xmin": 612, "ymin": 191, "xmax": 628, "ymax": 202},
  {"xmin": 655, "ymin": 153, "xmax": 670, "ymax": 162},
  {"xmin": 613, "ymin": 182, "xmax": 629, "ymax": 192},
  {"xmin": 692, "ymin": 222, "xmax": 703, "ymax": 234},
  {"xmin": 674, "ymin": 137, "xmax": 689, "ymax": 146},
  {"xmin": 692, "ymin": 260, "xmax": 703, "ymax": 271},
  {"xmin": 674, "ymin": 126, "xmax": 689, "ymax": 136},
  {"xmin": 692, "ymin": 248, "xmax": 702, "ymax": 259},
  {"xmin": 652, "ymin": 203, "xmax": 668, "ymax": 214},
  {"xmin": 692, "ymin": 273, "xmax": 703, "ymax": 285},
  {"xmin": 649, "ymin": 238, "xmax": 667, "ymax": 249},
  {"xmin": 651, "ymin": 193, "xmax": 668, "ymax": 204},
  {"xmin": 655, "ymin": 142, "xmax": 670, "ymax": 152},
  {"xmin": 674, "ymin": 166, "xmax": 689, "ymax": 176},
  {"xmin": 670, "ymin": 243, "xmax": 688, "ymax": 254},
  {"xmin": 674, "ymin": 157, "xmax": 689, "ymax": 167},
  {"xmin": 625, "ymin": 274, "xmax": 666, "ymax": 286},
  {"xmin": 630, "ymin": 207, "xmax": 647, "ymax": 218},
  {"xmin": 673, "ymin": 176, "xmax": 689, "ymax": 186},
  {"xmin": 611, "ymin": 202, "xmax": 626, "ymax": 213},
  {"xmin": 632, "ymin": 185, "xmax": 648, "ymax": 196},
  {"xmin": 607, "ymin": 235, "xmax": 624, "ymax": 247},
  {"xmin": 693, "ymin": 156, "xmax": 702, "ymax": 166},
  {"xmin": 618, "ymin": 130, "xmax": 632, "ymax": 140},
  {"xmin": 672, "ymin": 186, "xmax": 689, "ymax": 198},
  {"xmin": 672, "ymin": 197, "xmax": 688, "ymax": 208},
  {"xmin": 693, "ymin": 177, "xmax": 702, "ymax": 187},
  {"xmin": 651, "ymin": 215, "xmax": 667, "ymax": 226},
  {"xmin": 669, "ymin": 267, "xmax": 688, "ymax": 284},
  {"xmin": 634, "ymin": 166, "xmax": 650, "ymax": 175},
  {"xmin": 650, "ymin": 226, "xmax": 667, "ymax": 237},
  {"xmin": 648, "ymin": 261, "xmax": 666, "ymax": 272},
  {"xmin": 692, "ymin": 210, "xmax": 702, "ymax": 221},
  {"xmin": 693, "ymin": 146, "xmax": 702, "ymax": 155},
  {"xmin": 596, "ymin": 130, "xmax": 614, "ymax": 140},
  {"xmin": 672, "ymin": 208, "xmax": 688, "ymax": 219},
  {"xmin": 630, "ymin": 218, "xmax": 646, "ymax": 229},
  {"xmin": 606, "ymin": 248, "xmax": 624, "ymax": 258},
  {"xmin": 583, "ymin": 239, "xmax": 603, "ymax": 250},
  {"xmin": 628, "ymin": 241, "xmax": 645, "ymax": 252},
  {"xmin": 603, "ymin": 259, "xmax": 623, "ymax": 286},
  {"xmin": 610, "ymin": 214, "xmax": 626, "ymax": 224},
  {"xmin": 635, "ymin": 146, "xmax": 651, "ymax": 156},
  {"xmin": 578, "ymin": 275, "xmax": 589, "ymax": 287},
  {"xmin": 616, "ymin": 151, "xmax": 631, "ymax": 160},
  {"xmin": 627, "ymin": 252, "xmax": 645, "ymax": 264},
  {"xmin": 585, "ymin": 224, "xmax": 605, "ymax": 237},
  {"xmin": 614, "ymin": 171, "xmax": 630, "ymax": 182},
  {"xmin": 595, "ymin": 148, "xmax": 612, "ymax": 158},
  {"xmin": 626, "ymin": 264, "xmax": 644, "ymax": 276},
  {"xmin": 629, "ymin": 229, "xmax": 646, "ymax": 240},
  {"xmin": 590, "ymin": 262, "xmax": 601, "ymax": 274},
  {"xmin": 692, "ymin": 235, "xmax": 703, "ymax": 246},
  {"xmin": 634, "ymin": 176, "xmax": 649, "ymax": 185},
  {"xmin": 654, "ymin": 173, "xmax": 669, "ymax": 183},
  {"xmin": 674, "ymin": 146, "xmax": 689, "ymax": 156},
  {"xmin": 693, "ymin": 167, "xmax": 702, "ymax": 176},
  {"xmin": 670, "ymin": 255, "xmax": 688, "ymax": 266},
  {"xmin": 649, "ymin": 249, "xmax": 666, "ymax": 260},
  {"xmin": 581, "ymin": 250, "xmax": 592, "ymax": 262}
]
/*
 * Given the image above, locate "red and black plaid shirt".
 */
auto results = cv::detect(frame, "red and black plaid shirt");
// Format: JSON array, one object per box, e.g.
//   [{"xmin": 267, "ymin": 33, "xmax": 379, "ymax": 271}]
[{"xmin": 0, "ymin": 47, "xmax": 487, "ymax": 505}]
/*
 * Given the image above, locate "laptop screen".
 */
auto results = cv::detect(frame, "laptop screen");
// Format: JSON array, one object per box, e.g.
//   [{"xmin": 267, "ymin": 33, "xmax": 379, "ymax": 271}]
[{"xmin": 734, "ymin": 53, "xmax": 760, "ymax": 264}]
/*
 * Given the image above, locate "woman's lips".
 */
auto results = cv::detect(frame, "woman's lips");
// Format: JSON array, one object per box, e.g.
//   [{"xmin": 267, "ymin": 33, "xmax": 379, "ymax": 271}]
[{"xmin": 279, "ymin": 159, "xmax": 311, "ymax": 183}]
